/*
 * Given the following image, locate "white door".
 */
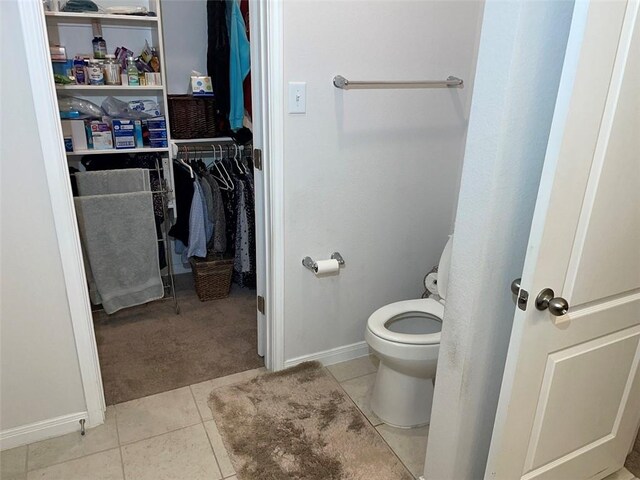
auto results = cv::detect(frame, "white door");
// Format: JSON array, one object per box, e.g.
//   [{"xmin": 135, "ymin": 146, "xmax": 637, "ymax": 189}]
[
  {"xmin": 485, "ymin": 1, "xmax": 640, "ymax": 479},
  {"xmin": 249, "ymin": 0, "xmax": 267, "ymax": 359}
]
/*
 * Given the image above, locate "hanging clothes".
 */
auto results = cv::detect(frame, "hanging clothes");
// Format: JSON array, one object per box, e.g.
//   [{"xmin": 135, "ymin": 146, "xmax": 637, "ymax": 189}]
[
  {"xmin": 197, "ymin": 176, "xmax": 214, "ymax": 243},
  {"xmin": 199, "ymin": 174, "xmax": 215, "ymax": 234},
  {"xmin": 176, "ymin": 178, "xmax": 208, "ymax": 263},
  {"xmin": 231, "ymin": 172, "xmax": 256, "ymax": 288},
  {"xmin": 171, "ymin": 146, "xmax": 255, "ymax": 287},
  {"xmin": 221, "ymin": 179, "xmax": 237, "ymax": 257},
  {"xmin": 207, "ymin": 0, "xmax": 230, "ymax": 132},
  {"xmin": 204, "ymin": 173, "xmax": 227, "ymax": 253},
  {"xmin": 168, "ymin": 161, "xmax": 195, "ymax": 247},
  {"xmin": 226, "ymin": 0, "xmax": 250, "ymax": 131},
  {"xmin": 240, "ymin": 0, "xmax": 252, "ymax": 119}
]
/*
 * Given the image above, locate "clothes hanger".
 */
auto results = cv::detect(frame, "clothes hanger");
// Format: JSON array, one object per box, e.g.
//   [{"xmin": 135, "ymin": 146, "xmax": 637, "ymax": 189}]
[
  {"xmin": 177, "ymin": 146, "xmax": 194, "ymax": 179},
  {"xmin": 209, "ymin": 145, "xmax": 230, "ymax": 190},
  {"xmin": 241, "ymin": 146, "xmax": 251, "ymax": 174},
  {"xmin": 233, "ymin": 144, "xmax": 244, "ymax": 174},
  {"xmin": 216, "ymin": 145, "xmax": 235, "ymax": 190}
]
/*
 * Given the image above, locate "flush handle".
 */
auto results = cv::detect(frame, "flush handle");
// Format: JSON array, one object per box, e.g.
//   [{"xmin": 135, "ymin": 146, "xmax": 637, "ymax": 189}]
[{"xmin": 535, "ymin": 288, "xmax": 570, "ymax": 316}]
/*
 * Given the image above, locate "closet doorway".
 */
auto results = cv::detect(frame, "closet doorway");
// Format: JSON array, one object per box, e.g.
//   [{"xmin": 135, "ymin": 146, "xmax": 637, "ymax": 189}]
[{"xmin": 37, "ymin": 0, "xmax": 275, "ymax": 409}]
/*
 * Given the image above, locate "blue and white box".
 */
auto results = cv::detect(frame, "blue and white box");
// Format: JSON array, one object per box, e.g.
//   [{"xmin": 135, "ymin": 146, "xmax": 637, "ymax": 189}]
[
  {"xmin": 112, "ymin": 119, "xmax": 142, "ymax": 149},
  {"xmin": 144, "ymin": 116, "xmax": 168, "ymax": 148}
]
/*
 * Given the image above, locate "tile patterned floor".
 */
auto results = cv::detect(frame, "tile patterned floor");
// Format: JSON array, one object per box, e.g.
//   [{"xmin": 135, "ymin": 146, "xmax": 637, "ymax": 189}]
[
  {"xmin": 0, "ymin": 366, "xmax": 263, "ymax": 480},
  {"xmin": 1, "ymin": 356, "xmax": 637, "ymax": 480}
]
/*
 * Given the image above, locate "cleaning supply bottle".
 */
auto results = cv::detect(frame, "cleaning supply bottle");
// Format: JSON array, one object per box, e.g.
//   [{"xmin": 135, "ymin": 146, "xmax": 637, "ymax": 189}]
[
  {"xmin": 92, "ymin": 36, "xmax": 107, "ymax": 59},
  {"xmin": 126, "ymin": 56, "xmax": 140, "ymax": 86}
]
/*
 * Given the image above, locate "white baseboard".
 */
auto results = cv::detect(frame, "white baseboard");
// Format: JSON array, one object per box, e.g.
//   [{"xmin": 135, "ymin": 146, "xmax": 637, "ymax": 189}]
[
  {"xmin": 284, "ymin": 341, "xmax": 371, "ymax": 369},
  {"xmin": 1, "ymin": 411, "xmax": 87, "ymax": 450}
]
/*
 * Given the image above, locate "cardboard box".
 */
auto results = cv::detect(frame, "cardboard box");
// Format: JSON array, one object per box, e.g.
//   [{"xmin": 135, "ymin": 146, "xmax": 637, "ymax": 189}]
[
  {"xmin": 145, "ymin": 116, "xmax": 167, "ymax": 130},
  {"xmin": 145, "ymin": 72, "xmax": 162, "ymax": 86},
  {"xmin": 61, "ymin": 120, "xmax": 88, "ymax": 151},
  {"xmin": 148, "ymin": 129, "xmax": 167, "ymax": 140},
  {"xmin": 150, "ymin": 140, "xmax": 168, "ymax": 148},
  {"xmin": 90, "ymin": 122, "xmax": 113, "ymax": 150},
  {"xmin": 112, "ymin": 119, "xmax": 142, "ymax": 149},
  {"xmin": 143, "ymin": 116, "xmax": 168, "ymax": 148},
  {"xmin": 190, "ymin": 75, "xmax": 213, "ymax": 96},
  {"xmin": 49, "ymin": 45, "xmax": 67, "ymax": 61}
]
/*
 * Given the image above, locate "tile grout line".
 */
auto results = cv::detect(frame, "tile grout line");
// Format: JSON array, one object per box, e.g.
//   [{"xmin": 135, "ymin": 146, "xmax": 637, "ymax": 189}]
[
  {"xmin": 327, "ymin": 362, "xmax": 379, "ymax": 384},
  {"xmin": 190, "ymin": 384, "xmax": 224, "ymax": 479},
  {"xmin": 117, "ymin": 420, "xmax": 203, "ymax": 448},
  {"xmin": 24, "ymin": 443, "xmax": 29, "ymax": 476},
  {"xmin": 373, "ymin": 427, "xmax": 417, "ymax": 479},
  {"xmin": 114, "ymin": 407, "xmax": 127, "ymax": 480},
  {"xmin": 24, "ymin": 414, "xmax": 121, "ymax": 473},
  {"xmin": 204, "ymin": 420, "xmax": 235, "ymax": 479},
  {"xmin": 24, "ymin": 445, "xmax": 122, "ymax": 474},
  {"xmin": 336, "ymin": 376, "xmax": 383, "ymax": 428},
  {"xmin": 332, "ymin": 370, "xmax": 377, "ymax": 383}
]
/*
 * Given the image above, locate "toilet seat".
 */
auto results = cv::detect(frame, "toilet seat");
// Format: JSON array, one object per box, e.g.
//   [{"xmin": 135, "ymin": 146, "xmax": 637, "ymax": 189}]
[{"xmin": 367, "ymin": 298, "xmax": 443, "ymax": 345}]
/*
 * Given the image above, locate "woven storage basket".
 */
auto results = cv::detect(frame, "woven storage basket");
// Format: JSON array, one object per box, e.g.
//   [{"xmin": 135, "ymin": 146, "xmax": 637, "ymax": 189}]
[
  {"xmin": 190, "ymin": 256, "xmax": 234, "ymax": 301},
  {"xmin": 167, "ymin": 95, "xmax": 217, "ymax": 139}
]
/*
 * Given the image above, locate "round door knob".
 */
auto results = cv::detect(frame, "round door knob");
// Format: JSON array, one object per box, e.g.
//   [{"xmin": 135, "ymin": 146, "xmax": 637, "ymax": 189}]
[
  {"xmin": 535, "ymin": 288, "xmax": 570, "ymax": 317},
  {"xmin": 548, "ymin": 297, "xmax": 569, "ymax": 316}
]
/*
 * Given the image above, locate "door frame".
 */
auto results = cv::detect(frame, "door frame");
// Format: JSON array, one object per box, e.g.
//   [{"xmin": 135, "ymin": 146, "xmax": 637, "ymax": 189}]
[
  {"xmin": 17, "ymin": 0, "xmax": 286, "ymax": 428},
  {"xmin": 250, "ymin": 0, "xmax": 286, "ymax": 371},
  {"xmin": 17, "ymin": 0, "xmax": 106, "ymax": 428}
]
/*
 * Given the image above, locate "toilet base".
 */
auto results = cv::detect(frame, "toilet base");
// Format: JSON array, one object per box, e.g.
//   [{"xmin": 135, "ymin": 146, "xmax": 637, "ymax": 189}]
[{"xmin": 370, "ymin": 361, "xmax": 434, "ymax": 428}]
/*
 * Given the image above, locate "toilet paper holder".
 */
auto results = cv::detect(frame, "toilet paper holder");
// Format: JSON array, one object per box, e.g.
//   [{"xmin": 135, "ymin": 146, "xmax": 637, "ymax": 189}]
[{"xmin": 302, "ymin": 252, "xmax": 345, "ymax": 273}]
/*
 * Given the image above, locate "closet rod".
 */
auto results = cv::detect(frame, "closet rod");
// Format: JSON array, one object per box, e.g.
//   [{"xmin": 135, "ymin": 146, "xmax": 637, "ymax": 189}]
[{"xmin": 332, "ymin": 75, "xmax": 464, "ymax": 90}]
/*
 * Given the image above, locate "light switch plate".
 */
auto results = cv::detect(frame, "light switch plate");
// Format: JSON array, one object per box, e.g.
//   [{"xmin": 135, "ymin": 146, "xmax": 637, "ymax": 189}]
[{"xmin": 288, "ymin": 81, "xmax": 306, "ymax": 114}]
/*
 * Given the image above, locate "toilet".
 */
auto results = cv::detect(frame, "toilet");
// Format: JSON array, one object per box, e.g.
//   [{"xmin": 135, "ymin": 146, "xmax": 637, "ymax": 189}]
[{"xmin": 365, "ymin": 235, "xmax": 452, "ymax": 428}]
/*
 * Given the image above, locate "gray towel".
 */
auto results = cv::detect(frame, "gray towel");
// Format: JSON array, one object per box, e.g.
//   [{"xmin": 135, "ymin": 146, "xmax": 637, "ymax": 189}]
[
  {"xmin": 76, "ymin": 169, "xmax": 150, "ymax": 196},
  {"xmin": 75, "ymin": 168, "xmax": 152, "ymax": 304},
  {"xmin": 75, "ymin": 192, "xmax": 163, "ymax": 314}
]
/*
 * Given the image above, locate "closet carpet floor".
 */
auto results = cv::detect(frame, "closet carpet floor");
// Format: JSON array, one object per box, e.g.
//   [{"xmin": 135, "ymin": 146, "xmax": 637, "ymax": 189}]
[{"xmin": 93, "ymin": 276, "xmax": 264, "ymax": 405}]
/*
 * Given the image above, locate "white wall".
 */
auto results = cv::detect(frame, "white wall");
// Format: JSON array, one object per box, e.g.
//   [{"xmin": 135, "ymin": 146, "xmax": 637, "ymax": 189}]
[
  {"xmin": 161, "ymin": 0, "xmax": 208, "ymax": 94},
  {"xmin": 424, "ymin": 1, "xmax": 575, "ymax": 478},
  {"xmin": 0, "ymin": 0, "xmax": 86, "ymax": 437},
  {"xmin": 282, "ymin": 1, "xmax": 484, "ymax": 362}
]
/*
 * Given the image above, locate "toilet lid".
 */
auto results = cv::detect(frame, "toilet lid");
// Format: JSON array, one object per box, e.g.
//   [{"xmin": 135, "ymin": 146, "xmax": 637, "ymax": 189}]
[
  {"xmin": 437, "ymin": 235, "xmax": 453, "ymax": 299},
  {"xmin": 367, "ymin": 299, "xmax": 443, "ymax": 345}
]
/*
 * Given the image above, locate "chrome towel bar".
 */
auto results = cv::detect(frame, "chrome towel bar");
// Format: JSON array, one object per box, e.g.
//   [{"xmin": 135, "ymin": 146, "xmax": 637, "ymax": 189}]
[{"xmin": 333, "ymin": 75, "xmax": 463, "ymax": 90}]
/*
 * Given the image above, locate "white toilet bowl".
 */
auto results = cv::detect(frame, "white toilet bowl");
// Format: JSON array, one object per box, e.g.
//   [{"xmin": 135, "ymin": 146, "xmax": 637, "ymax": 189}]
[{"xmin": 365, "ymin": 236, "xmax": 452, "ymax": 428}]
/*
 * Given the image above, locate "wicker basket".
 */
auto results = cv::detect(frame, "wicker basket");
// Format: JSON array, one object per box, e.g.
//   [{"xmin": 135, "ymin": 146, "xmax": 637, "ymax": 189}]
[
  {"xmin": 190, "ymin": 256, "xmax": 234, "ymax": 301},
  {"xmin": 167, "ymin": 95, "xmax": 217, "ymax": 139}
]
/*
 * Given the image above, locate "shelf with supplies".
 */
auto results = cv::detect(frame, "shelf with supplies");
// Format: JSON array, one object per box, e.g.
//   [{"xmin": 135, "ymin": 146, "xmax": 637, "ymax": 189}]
[
  {"xmin": 56, "ymin": 84, "xmax": 164, "ymax": 92},
  {"xmin": 66, "ymin": 146, "xmax": 170, "ymax": 156},
  {"xmin": 45, "ymin": 0, "xmax": 176, "ymax": 216},
  {"xmin": 44, "ymin": 11, "xmax": 160, "ymax": 25}
]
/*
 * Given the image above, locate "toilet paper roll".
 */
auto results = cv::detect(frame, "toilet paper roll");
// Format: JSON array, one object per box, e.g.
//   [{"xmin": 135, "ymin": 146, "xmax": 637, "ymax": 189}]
[
  {"xmin": 425, "ymin": 273, "xmax": 439, "ymax": 295},
  {"xmin": 314, "ymin": 259, "xmax": 340, "ymax": 275}
]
